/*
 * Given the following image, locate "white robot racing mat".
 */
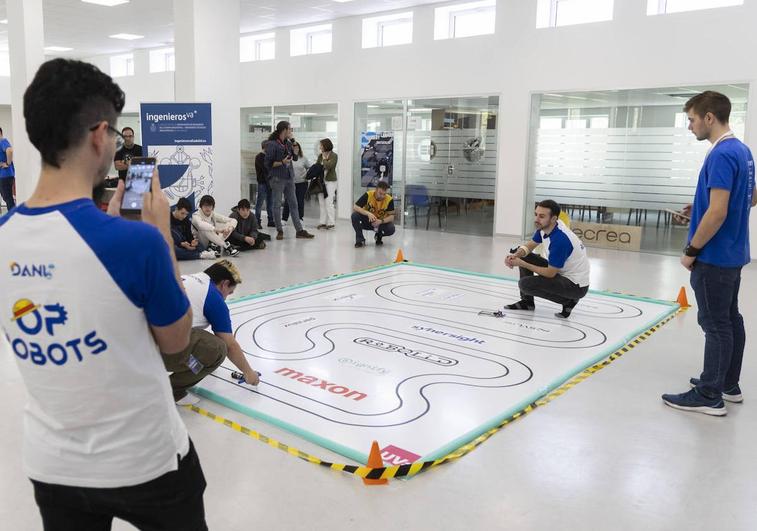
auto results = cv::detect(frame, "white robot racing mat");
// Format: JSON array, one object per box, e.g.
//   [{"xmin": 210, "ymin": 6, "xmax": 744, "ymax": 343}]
[{"xmin": 194, "ymin": 262, "xmax": 678, "ymax": 465}]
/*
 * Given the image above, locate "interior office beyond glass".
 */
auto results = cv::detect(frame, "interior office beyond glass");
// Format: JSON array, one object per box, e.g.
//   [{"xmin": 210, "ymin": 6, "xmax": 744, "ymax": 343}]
[
  {"xmin": 240, "ymin": 104, "xmax": 338, "ymax": 202},
  {"xmin": 354, "ymin": 96, "xmax": 499, "ymax": 237},
  {"xmin": 526, "ymin": 84, "xmax": 749, "ymax": 255}
]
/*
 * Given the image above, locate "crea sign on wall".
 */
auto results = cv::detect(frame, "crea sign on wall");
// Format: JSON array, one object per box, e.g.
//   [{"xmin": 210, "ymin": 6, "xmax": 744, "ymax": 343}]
[{"xmin": 571, "ymin": 221, "xmax": 642, "ymax": 252}]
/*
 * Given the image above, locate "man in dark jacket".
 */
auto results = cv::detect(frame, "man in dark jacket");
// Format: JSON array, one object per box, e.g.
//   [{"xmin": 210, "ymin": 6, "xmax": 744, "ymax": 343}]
[
  {"xmin": 171, "ymin": 197, "xmax": 216, "ymax": 260},
  {"xmin": 230, "ymin": 199, "xmax": 268, "ymax": 251},
  {"xmin": 254, "ymin": 141, "xmax": 274, "ymax": 228}
]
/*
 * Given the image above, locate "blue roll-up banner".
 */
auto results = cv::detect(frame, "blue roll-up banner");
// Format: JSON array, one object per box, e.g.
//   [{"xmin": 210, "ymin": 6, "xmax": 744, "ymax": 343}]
[{"xmin": 140, "ymin": 102, "xmax": 212, "ymax": 207}]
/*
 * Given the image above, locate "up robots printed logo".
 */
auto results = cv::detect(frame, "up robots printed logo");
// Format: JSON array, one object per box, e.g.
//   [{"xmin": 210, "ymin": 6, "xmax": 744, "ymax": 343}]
[{"xmin": 10, "ymin": 261, "xmax": 55, "ymax": 280}]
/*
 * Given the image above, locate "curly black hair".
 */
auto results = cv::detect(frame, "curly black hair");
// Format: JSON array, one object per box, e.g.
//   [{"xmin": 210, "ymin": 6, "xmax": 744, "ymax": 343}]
[{"xmin": 24, "ymin": 59, "xmax": 125, "ymax": 168}]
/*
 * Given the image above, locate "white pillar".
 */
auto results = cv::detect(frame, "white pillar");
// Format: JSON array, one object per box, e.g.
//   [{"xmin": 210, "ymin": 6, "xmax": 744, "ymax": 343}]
[
  {"xmin": 7, "ymin": 0, "xmax": 45, "ymax": 203},
  {"xmin": 174, "ymin": 0, "xmax": 241, "ymax": 213}
]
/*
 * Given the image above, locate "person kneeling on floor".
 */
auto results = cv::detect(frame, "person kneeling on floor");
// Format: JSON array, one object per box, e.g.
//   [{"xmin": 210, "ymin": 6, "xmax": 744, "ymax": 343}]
[
  {"xmin": 162, "ymin": 260, "xmax": 261, "ymax": 405},
  {"xmin": 229, "ymin": 198, "xmax": 268, "ymax": 251},
  {"xmin": 352, "ymin": 181, "xmax": 395, "ymax": 248},
  {"xmin": 503, "ymin": 199, "xmax": 590, "ymax": 318}
]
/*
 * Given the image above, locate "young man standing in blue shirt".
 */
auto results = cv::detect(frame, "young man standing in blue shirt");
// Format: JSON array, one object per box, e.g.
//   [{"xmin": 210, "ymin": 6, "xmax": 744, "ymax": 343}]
[
  {"xmin": 663, "ymin": 91, "xmax": 756, "ymax": 416},
  {"xmin": 0, "ymin": 126, "xmax": 15, "ymax": 211}
]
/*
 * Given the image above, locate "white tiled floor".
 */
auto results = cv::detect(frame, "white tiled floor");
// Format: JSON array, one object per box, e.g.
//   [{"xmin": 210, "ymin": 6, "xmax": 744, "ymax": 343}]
[{"xmin": 2, "ymin": 218, "xmax": 755, "ymax": 531}]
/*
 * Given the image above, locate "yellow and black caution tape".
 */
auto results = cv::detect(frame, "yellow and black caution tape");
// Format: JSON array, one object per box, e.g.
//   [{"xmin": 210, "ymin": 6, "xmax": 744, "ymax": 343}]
[{"xmin": 188, "ymin": 307, "xmax": 684, "ymax": 481}]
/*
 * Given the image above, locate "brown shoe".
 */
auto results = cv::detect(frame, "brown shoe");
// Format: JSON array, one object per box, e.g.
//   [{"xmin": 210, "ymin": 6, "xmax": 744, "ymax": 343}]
[
  {"xmin": 326, "ymin": 225, "xmax": 335, "ymax": 229},
  {"xmin": 276, "ymin": 230, "xmax": 284, "ymax": 240},
  {"xmin": 296, "ymin": 230, "xmax": 315, "ymax": 239},
  {"xmin": 317, "ymin": 224, "xmax": 327, "ymax": 230}
]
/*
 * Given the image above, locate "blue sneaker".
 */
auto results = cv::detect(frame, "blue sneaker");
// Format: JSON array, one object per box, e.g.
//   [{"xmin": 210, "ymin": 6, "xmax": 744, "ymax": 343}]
[
  {"xmin": 689, "ymin": 378, "xmax": 743, "ymax": 403},
  {"xmin": 662, "ymin": 388, "xmax": 726, "ymax": 416}
]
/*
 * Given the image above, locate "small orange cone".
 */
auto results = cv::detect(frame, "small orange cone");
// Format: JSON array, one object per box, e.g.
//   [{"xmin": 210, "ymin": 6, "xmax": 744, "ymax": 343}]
[
  {"xmin": 394, "ymin": 249, "xmax": 405, "ymax": 263},
  {"xmin": 362, "ymin": 440, "xmax": 388, "ymax": 486},
  {"xmin": 676, "ymin": 286, "xmax": 691, "ymax": 308}
]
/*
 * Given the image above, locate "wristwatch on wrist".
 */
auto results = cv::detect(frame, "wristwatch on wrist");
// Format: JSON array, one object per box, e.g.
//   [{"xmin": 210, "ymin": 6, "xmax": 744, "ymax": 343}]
[{"xmin": 684, "ymin": 244, "xmax": 701, "ymax": 257}]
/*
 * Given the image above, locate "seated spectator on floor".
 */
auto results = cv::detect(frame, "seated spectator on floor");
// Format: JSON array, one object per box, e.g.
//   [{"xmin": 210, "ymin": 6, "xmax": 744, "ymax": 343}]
[
  {"xmin": 162, "ymin": 260, "xmax": 260, "ymax": 405},
  {"xmin": 351, "ymin": 181, "xmax": 395, "ymax": 248},
  {"xmin": 192, "ymin": 195, "xmax": 240, "ymax": 257},
  {"xmin": 171, "ymin": 197, "xmax": 216, "ymax": 261},
  {"xmin": 229, "ymin": 199, "xmax": 267, "ymax": 251}
]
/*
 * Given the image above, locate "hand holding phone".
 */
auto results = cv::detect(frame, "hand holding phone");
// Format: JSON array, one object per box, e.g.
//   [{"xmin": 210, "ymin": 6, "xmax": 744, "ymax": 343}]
[{"xmin": 121, "ymin": 157, "xmax": 157, "ymax": 214}]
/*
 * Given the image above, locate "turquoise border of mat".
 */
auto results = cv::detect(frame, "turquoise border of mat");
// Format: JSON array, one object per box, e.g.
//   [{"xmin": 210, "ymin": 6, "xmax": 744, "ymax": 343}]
[{"xmin": 195, "ymin": 261, "xmax": 679, "ymax": 467}]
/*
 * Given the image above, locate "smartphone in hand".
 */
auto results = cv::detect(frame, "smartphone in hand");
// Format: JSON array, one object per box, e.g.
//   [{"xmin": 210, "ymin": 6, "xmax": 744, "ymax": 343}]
[{"xmin": 121, "ymin": 157, "xmax": 156, "ymax": 214}]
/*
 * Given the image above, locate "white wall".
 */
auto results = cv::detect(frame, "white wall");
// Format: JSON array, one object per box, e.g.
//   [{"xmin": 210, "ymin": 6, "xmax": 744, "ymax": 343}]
[{"xmin": 7, "ymin": 0, "xmax": 757, "ymax": 244}]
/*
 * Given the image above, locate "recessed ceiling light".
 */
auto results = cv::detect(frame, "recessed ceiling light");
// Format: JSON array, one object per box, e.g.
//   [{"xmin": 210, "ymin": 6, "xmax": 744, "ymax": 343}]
[
  {"xmin": 45, "ymin": 46, "xmax": 74, "ymax": 52},
  {"xmin": 82, "ymin": 0, "xmax": 130, "ymax": 6},
  {"xmin": 0, "ymin": 19, "xmax": 7, "ymax": 24},
  {"xmin": 332, "ymin": 0, "xmax": 354, "ymax": 3},
  {"xmin": 109, "ymin": 33, "xmax": 144, "ymax": 40}
]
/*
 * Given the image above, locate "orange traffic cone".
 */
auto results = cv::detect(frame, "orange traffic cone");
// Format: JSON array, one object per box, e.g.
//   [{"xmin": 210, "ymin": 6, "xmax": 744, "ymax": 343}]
[
  {"xmin": 394, "ymin": 249, "xmax": 406, "ymax": 263},
  {"xmin": 362, "ymin": 440, "xmax": 388, "ymax": 486},
  {"xmin": 676, "ymin": 286, "xmax": 691, "ymax": 308}
]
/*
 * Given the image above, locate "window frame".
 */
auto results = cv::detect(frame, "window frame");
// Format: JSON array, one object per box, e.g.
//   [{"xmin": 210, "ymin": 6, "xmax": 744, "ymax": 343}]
[
  {"xmin": 363, "ymin": 12, "xmax": 414, "ymax": 48},
  {"xmin": 434, "ymin": 0, "xmax": 496, "ymax": 40},
  {"xmin": 149, "ymin": 47, "xmax": 175, "ymax": 73},
  {"xmin": 240, "ymin": 32, "xmax": 276, "ymax": 62},
  {"xmin": 290, "ymin": 24, "xmax": 333, "ymax": 57},
  {"xmin": 110, "ymin": 53, "xmax": 135, "ymax": 77}
]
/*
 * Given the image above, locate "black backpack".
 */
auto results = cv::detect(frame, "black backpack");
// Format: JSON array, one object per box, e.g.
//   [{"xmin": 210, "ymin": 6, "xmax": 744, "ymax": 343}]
[{"xmin": 306, "ymin": 163, "xmax": 324, "ymax": 181}]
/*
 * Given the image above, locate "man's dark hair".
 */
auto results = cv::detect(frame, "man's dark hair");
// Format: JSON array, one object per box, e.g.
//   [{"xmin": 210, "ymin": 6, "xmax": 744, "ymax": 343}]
[
  {"xmin": 204, "ymin": 260, "xmax": 242, "ymax": 287},
  {"xmin": 260, "ymin": 140, "xmax": 267, "ymax": 149},
  {"xmin": 175, "ymin": 197, "xmax": 192, "ymax": 212},
  {"xmin": 24, "ymin": 59, "xmax": 125, "ymax": 168},
  {"xmin": 121, "ymin": 126, "xmax": 135, "ymax": 135},
  {"xmin": 684, "ymin": 91, "xmax": 731, "ymax": 123},
  {"xmin": 0, "ymin": 127, "xmax": 3, "ymax": 135},
  {"xmin": 199, "ymin": 195, "xmax": 215, "ymax": 208},
  {"xmin": 376, "ymin": 181, "xmax": 390, "ymax": 191},
  {"xmin": 536, "ymin": 199, "xmax": 561, "ymax": 218},
  {"xmin": 320, "ymin": 138, "xmax": 334, "ymax": 152},
  {"xmin": 237, "ymin": 198, "xmax": 251, "ymax": 210},
  {"xmin": 268, "ymin": 121, "xmax": 291, "ymax": 142}
]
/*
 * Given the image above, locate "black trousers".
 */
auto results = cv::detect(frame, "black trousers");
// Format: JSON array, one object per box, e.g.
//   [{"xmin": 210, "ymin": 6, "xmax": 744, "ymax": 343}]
[
  {"xmin": 518, "ymin": 253, "xmax": 588, "ymax": 306},
  {"xmin": 0, "ymin": 177, "xmax": 15, "ymax": 210},
  {"xmin": 31, "ymin": 439, "xmax": 207, "ymax": 531},
  {"xmin": 351, "ymin": 212, "xmax": 396, "ymax": 243}
]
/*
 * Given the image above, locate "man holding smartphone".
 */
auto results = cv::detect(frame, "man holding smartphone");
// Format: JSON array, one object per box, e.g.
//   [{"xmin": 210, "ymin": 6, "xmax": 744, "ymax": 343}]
[{"xmin": 0, "ymin": 59, "xmax": 207, "ymax": 529}]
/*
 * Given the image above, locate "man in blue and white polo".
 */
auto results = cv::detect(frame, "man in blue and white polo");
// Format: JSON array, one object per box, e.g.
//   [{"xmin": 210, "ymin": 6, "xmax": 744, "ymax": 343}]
[
  {"xmin": 164, "ymin": 259, "xmax": 261, "ymax": 405},
  {"xmin": 503, "ymin": 199, "xmax": 590, "ymax": 318}
]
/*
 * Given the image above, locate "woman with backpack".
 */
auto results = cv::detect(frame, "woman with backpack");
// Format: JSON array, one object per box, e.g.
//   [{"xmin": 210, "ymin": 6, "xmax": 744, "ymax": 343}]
[{"xmin": 316, "ymin": 138, "xmax": 338, "ymax": 229}]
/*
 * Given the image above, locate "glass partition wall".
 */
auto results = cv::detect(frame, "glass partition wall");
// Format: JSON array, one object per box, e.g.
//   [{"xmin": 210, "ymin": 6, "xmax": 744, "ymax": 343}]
[
  {"xmin": 241, "ymin": 104, "xmax": 338, "ymax": 217},
  {"xmin": 354, "ymin": 96, "xmax": 499, "ymax": 236},
  {"xmin": 526, "ymin": 84, "xmax": 748, "ymax": 255}
]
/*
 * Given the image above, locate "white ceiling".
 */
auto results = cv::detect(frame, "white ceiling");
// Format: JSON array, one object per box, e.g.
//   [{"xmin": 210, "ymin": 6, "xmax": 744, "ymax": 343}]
[{"xmin": 0, "ymin": 0, "xmax": 448, "ymax": 57}]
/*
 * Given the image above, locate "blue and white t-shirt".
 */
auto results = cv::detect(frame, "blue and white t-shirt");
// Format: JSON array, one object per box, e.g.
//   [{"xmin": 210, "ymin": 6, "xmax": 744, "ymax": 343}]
[
  {"xmin": 182, "ymin": 273, "xmax": 232, "ymax": 334},
  {"xmin": 689, "ymin": 137, "xmax": 755, "ymax": 268},
  {"xmin": 0, "ymin": 198, "xmax": 190, "ymax": 488},
  {"xmin": 533, "ymin": 220, "xmax": 591, "ymax": 287}
]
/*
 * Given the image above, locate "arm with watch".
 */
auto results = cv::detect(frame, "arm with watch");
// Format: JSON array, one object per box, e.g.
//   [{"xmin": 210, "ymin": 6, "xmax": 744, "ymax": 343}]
[{"xmin": 681, "ymin": 188, "xmax": 730, "ymax": 271}]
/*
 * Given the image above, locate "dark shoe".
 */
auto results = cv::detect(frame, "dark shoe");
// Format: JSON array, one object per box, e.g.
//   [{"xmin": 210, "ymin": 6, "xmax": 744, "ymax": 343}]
[
  {"xmin": 254, "ymin": 241, "xmax": 267, "ymax": 250},
  {"xmin": 207, "ymin": 243, "xmax": 222, "ymax": 258},
  {"xmin": 224, "ymin": 243, "xmax": 240, "ymax": 257},
  {"xmin": 355, "ymin": 240, "xmax": 365, "ymax": 248},
  {"xmin": 276, "ymin": 231, "xmax": 284, "ymax": 240},
  {"xmin": 374, "ymin": 233, "xmax": 383, "ymax": 246},
  {"xmin": 662, "ymin": 388, "xmax": 726, "ymax": 416},
  {"xmin": 505, "ymin": 300, "xmax": 535, "ymax": 311},
  {"xmin": 257, "ymin": 231, "xmax": 271, "ymax": 241},
  {"xmin": 267, "ymin": 221, "xmax": 276, "ymax": 228},
  {"xmin": 689, "ymin": 378, "xmax": 743, "ymax": 403},
  {"xmin": 317, "ymin": 224, "xmax": 327, "ymax": 230},
  {"xmin": 296, "ymin": 230, "xmax": 315, "ymax": 239},
  {"xmin": 326, "ymin": 225, "xmax": 335, "ymax": 229}
]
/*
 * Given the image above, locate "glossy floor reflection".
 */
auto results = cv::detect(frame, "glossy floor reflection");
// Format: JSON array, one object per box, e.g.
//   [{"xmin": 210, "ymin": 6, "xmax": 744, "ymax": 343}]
[{"xmin": 1, "ymin": 216, "xmax": 754, "ymax": 531}]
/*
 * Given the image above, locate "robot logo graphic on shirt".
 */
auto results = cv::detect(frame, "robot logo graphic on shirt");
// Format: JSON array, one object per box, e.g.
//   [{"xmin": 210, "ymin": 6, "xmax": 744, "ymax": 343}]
[{"xmin": 11, "ymin": 299, "xmax": 68, "ymax": 336}]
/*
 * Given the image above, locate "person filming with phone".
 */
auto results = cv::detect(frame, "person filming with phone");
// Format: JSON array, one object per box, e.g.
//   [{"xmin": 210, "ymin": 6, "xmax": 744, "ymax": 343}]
[{"xmin": 0, "ymin": 59, "xmax": 208, "ymax": 529}]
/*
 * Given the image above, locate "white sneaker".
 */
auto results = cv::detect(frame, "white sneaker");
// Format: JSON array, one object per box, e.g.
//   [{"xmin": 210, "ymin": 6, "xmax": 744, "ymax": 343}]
[
  {"xmin": 199, "ymin": 250, "xmax": 216, "ymax": 260},
  {"xmin": 175, "ymin": 393, "xmax": 200, "ymax": 406}
]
